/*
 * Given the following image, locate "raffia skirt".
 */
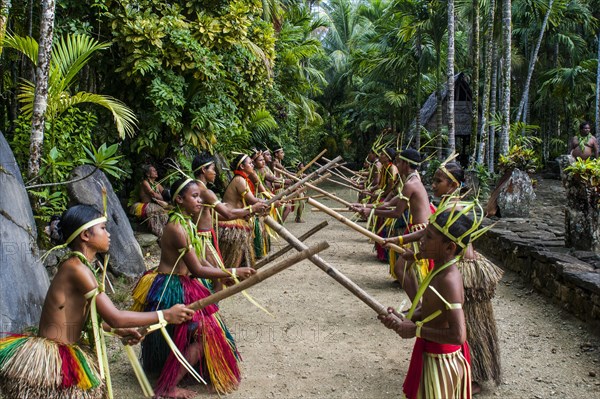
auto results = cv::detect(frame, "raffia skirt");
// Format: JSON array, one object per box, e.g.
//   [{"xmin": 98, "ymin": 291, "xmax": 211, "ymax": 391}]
[
  {"xmin": 0, "ymin": 334, "xmax": 104, "ymax": 399},
  {"xmin": 458, "ymin": 253, "xmax": 504, "ymax": 385},
  {"xmin": 218, "ymin": 219, "xmax": 255, "ymax": 268},
  {"xmin": 130, "ymin": 202, "xmax": 169, "ymax": 238}
]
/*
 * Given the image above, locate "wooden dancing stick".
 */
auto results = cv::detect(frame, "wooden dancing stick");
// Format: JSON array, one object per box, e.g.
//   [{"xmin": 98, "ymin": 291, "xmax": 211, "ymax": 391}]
[
  {"xmin": 276, "ymin": 167, "xmax": 353, "ymax": 208},
  {"xmin": 315, "ymin": 161, "xmax": 359, "ymax": 185},
  {"xmin": 255, "ymin": 221, "xmax": 329, "ymax": 269},
  {"xmin": 307, "ymin": 198, "xmax": 405, "ymax": 254},
  {"xmin": 187, "ymin": 242, "xmax": 329, "ymax": 311},
  {"xmin": 322, "ymin": 156, "xmax": 361, "ymax": 178},
  {"xmin": 297, "ymin": 149, "xmax": 327, "ymax": 176},
  {"xmin": 311, "ymin": 208, "xmax": 356, "ymax": 212},
  {"xmin": 265, "ymin": 216, "xmax": 388, "ymax": 315},
  {"xmin": 327, "ymin": 178, "xmax": 370, "ymax": 194},
  {"xmin": 265, "ymin": 155, "xmax": 342, "ymax": 206},
  {"xmin": 281, "ymin": 173, "xmax": 331, "ymax": 202},
  {"xmin": 289, "ymin": 193, "xmax": 326, "ymax": 202}
]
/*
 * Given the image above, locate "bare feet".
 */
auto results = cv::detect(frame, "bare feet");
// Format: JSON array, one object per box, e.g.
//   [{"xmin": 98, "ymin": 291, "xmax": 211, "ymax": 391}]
[
  {"xmin": 156, "ymin": 387, "xmax": 198, "ymax": 399},
  {"xmin": 472, "ymin": 381, "xmax": 482, "ymax": 395}
]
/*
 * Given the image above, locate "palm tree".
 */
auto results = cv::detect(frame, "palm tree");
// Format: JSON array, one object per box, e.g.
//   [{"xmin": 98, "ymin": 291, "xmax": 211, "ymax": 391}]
[
  {"xmin": 470, "ymin": 0, "xmax": 480, "ymax": 161},
  {"xmin": 447, "ymin": 0, "xmax": 456, "ymax": 154},
  {"xmin": 499, "ymin": 0, "xmax": 511, "ymax": 156},
  {"xmin": 28, "ymin": 0, "xmax": 55, "ymax": 179},
  {"xmin": 596, "ymin": 33, "xmax": 600, "ymax": 136},
  {"xmin": 3, "ymin": 33, "xmax": 138, "ymax": 177},
  {"xmin": 275, "ymin": 2, "xmax": 326, "ymax": 124},
  {"xmin": 477, "ymin": 0, "xmax": 496, "ymax": 164},
  {"xmin": 0, "ymin": 0, "xmax": 11, "ymax": 56},
  {"xmin": 514, "ymin": 0, "xmax": 559, "ymax": 124}
]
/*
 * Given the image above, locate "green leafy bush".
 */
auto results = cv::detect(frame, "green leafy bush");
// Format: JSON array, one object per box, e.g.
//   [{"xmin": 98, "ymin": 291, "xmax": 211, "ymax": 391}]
[
  {"xmin": 565, "ymin": 157, "xmax": 600, "ymax": 192},
  {"xmin": 498, "ymin": 145, "xmax": 541, "ymax": 174}
]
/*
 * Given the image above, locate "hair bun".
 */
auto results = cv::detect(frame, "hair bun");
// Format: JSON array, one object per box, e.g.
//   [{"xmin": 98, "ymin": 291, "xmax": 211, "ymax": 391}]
[{"xmin": 47, "ymin": 216, "xmax": 64, "ymax": 244}]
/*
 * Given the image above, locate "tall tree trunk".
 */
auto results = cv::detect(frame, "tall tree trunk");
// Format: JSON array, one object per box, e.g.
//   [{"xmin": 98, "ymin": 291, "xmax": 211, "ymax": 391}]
[
  {"xmin": 515, "ymin": 0, "xmax": 554, "ymax": 123},
  {"xmin": 470, "ymin": 0, "xmax": 480, "ymax": 164},
  {"xmin": 28, "ymin": 0, "xmax": 55, "ymax": 179},
  {"xmin": 499, "ymin": 0, "xmax": 511, "ymax": 156},
  {"xmin": 596, "ymin": 33, "xmax": 600, "ymax": 137},
  {"xmin": 415, "ymin": 30, "xmax": 423, "ymax": 150},
  {"xmin": 447, "ymin": 0, "xmax": 456, "ymax": 155},
  {"xmin": 488, "ymin": 43, "xmax": 499, "ymax": 173},
  {"xmin": 436, "ymin": 49, "xmax": 443, "ymax": 160},
  {"xmin": 477, "ymin": 0, "xmax": 495, "ymax": 164},
  {"xmin": 0, "ymin": 0, "xmax": 11, "ymax": 56}
]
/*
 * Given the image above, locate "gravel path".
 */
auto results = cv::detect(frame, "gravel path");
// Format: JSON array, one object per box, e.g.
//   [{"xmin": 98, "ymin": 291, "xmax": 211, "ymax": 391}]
[{"xmin": 111, "ymin": 185, "xmax": 599, "ymax": 398}]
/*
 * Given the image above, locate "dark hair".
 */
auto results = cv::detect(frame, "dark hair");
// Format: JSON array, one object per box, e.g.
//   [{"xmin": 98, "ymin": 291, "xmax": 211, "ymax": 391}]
[
  {"xmin": 442, "ymin": 162, "xmax": 465, "ymax": 184},
  {"xmin": 580, "ymin": 121, "xmax": 591, "ymax": 130},
  {"xmin": 433, "ymin": 209, "xmax": 475, "ymax": 253},
  {"xmin": 142, "ymin": 164, "xmax": 154, "ymax": 178},
  {"xmin": 170, "ymin": 177, "xmax": 197, "ymax": 202},
  {"xmin": 192, "ymin": 152, "xmax": 215, "ymax": 177},
  {"xmin": 382, "ymin": 147, "xmax": 396, "ymax": 160},
  {"xmin": 230, "ymin": 154, "xmax": 248, "ymax": 171},
  {"xmin": 399, "ymin": 149, "xmax": 421, "ymax": 169},
  {"xmin": 50, "ymin": 205, "xmax": 103, "ymax": 246},
  {"xmin": 250, "ymin": 148, "xmax": 262, "ymax": 161}
]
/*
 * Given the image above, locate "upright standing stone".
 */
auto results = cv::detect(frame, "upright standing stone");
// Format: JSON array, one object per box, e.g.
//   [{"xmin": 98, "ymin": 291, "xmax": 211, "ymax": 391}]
[
  {"xmin": 68, "ymin": 165, "xmax": 145, "ymax": 278},
  {"xmin": 563, "ymin": 172, "xmax": 600, "ymax": 252},
  {"xmin": 0, "ymin": 132, "xmax": 50, "ymax": 333},
  {"xmin": 495, "ymin": 168, "xmax": 536, "ymax": 217}
]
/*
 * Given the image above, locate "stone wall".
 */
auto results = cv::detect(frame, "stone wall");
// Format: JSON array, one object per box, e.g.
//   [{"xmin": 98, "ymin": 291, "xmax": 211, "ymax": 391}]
[{"xmin": 477, "ymin": 220, "xmax": 600, "ymax": 327}]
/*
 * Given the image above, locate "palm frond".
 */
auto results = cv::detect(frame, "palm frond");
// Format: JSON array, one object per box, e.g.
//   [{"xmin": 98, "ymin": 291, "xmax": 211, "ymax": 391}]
[
  {"xmin": 54, "ymin": 92, "xmax": 138, "ymax": 138},
  {"xmin": 1, "ymin": 34, "xmax": 39, "ymax": 64},
  {"xmin": 248, "ymin": 109, "xmax": 278, "ymax": 136}
]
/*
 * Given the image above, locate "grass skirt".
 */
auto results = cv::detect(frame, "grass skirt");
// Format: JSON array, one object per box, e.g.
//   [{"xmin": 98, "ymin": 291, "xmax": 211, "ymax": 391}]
[
  {"xmin": 0, "ymin": 334, "xmax": 104, "ymax": 399},
  {"xmin": 458, "ymin": 253, "xmax": 503, "ymax": 385},
  {"xmin": 131, "ymin": 271, "xmax": 241, "ymax": 394},
  {"xmin": 130, "ymin": 202, "xmax": 169, "ymax": 238},
  {"xmin": 218, "ymin": 219, "xmax": 255, "ymax": 268},
  {"xmin": 416, "ymin": 347, "xmax": 471, "ymax": 399}
]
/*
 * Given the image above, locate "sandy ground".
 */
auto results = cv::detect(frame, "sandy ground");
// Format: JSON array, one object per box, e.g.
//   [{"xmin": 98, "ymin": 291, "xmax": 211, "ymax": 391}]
[{"xmin": 110, "ymin": 186, "xmax": 600, "ymax": 399}]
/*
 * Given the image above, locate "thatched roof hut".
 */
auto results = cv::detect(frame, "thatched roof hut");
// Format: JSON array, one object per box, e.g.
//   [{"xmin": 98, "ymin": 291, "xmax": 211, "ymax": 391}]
[{"xmin": 410, "ymin": 73, "xmax": 473, "ymax": 164}]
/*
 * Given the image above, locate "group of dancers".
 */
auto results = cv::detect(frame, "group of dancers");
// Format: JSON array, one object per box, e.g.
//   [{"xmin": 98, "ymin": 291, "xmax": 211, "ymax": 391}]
[
  {"xmin": 351, "ymin": 143, "xmax": 503, "ymax": 397},
  {"xmin": 0, "ymin": 142, "xmax": 502, "ymax": 399}
]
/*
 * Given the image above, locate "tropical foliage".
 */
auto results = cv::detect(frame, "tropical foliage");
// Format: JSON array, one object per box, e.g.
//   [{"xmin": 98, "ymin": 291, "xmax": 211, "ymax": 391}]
[{"xmin": 0, "ymin": 0, "xmax": 600, "ymax": 218}]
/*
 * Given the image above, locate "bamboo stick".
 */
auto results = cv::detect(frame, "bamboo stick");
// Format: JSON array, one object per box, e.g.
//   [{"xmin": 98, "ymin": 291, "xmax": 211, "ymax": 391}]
[
  {"xmin": 297, "ymin": 149, "xmax": 327, "ymax": 175},
  {"xmin": 187, "ymin": 242, "xmax": 329, "ymax": 311},
  {"xmin": 315, "ymin": 161, "xmax": 358, "ymax": 185},
  {"xmin": 327, "ymin": 178, "xmax": 369, "ymax": 194},
  {"xmin": 307, "ymin": 198, "xmax": 405, "ymax": 254},
  {"xmin": 288, "ymin": 193, "xmax": 326, "ymax": 202},
  {"xmin": 281, "ymin": 173, "xmax": 331, "ymax": 202},
  {"xmin": 311, "ymin": 208, "xmax": 356, "ymax": 212},
  {"xmin": 276, "ymin": 167, "xmax": 354, "ymax": 208},
  {"xmin": 255, "ymin": 221, "xmax": 329, "ymax": 269},
  {"xmin": 264, "ymin": 216, "xmax": 388, "ymax": 315},
  {"xmin": 322, "ymin": 156, "xmax": 361, "ymax": 177},
  {"xmin": 265, "ymin": 156, "xmax": 342, "ymax": 206}
]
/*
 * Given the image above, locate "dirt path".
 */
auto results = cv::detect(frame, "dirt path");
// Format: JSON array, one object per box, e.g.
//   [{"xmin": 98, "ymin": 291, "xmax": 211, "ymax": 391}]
[{"xmin": 113, "ymin": 186, "xmax": 600, "ymax": 398}]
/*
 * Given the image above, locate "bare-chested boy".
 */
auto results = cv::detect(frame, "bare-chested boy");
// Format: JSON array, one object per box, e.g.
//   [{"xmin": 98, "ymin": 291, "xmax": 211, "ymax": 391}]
[
  {"xmin": 570, "ymin": 121, "xmax": 598, "ymax": 160},
  {"xmin": 357, "ymin": 149, "xmax": 432, "ymax": 300},
  {"xmin": 379, "ymin": 205, "xmax": 477, "ymax": 399},
  {"xmin": 0, "ymin": 204, "xmax": 193, "ymax": 399}
]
